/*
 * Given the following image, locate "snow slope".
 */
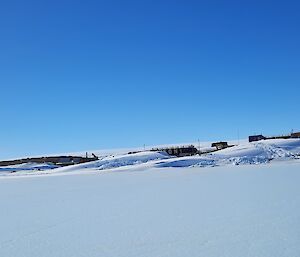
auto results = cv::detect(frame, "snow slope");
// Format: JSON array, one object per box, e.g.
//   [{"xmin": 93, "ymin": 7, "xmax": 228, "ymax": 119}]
[
  {"xmin": 49, "ymin": 151, "xmax": 173, "ymax": 174},
  {"xmin": 155, "ymin": 139, "xmax": 300, "ymax": 168},
  {"xmin": 0, "ymin": 139, "xmax": 300, "ymax": 177},
  {"xmin": 1, "ymin": 161, "xmax": 300, "ymax": 257},
  {"xmin": 0, "ymin": 162, "xmax": 58, "ymax": 174},
  {"xmin": 212, "ymin": 138, "xmax": 300, "ymax": 165}
]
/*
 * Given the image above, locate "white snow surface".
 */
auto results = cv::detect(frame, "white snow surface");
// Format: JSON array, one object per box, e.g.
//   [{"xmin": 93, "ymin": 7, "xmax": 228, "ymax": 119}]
[{"xmin": 1, "ymin": 161, "xmax": 300, "ymax": 257}]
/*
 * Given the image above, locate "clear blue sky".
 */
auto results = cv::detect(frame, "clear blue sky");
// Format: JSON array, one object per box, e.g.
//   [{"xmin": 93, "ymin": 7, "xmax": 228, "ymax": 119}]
[{"xmin": 0, "ymin": 0, "xmax": 299, "ymax": 159}]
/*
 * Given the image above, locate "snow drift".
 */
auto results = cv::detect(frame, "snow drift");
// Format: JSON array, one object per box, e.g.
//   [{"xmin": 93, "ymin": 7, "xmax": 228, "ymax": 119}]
[{"xmin": 0, "ymin": 139, "xmax": 300, "ymax": 176}]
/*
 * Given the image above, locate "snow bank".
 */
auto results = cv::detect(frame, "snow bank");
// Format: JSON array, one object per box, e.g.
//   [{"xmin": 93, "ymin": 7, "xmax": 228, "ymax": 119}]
[
  {"xmin": 0, "ymin": 162, "xmax": 58, "ymax": 173},
  {"xmin": 86, "ymin": 151, "xmax": 171, "ymax": 170},
  {"xmin": 1, "ymin": 139, "xmax": 300, "ymax": 176},
  {"xmin": 212, "ymin": 139, "xmax": 300, "ymax": 165},
  {"xmin": 49, "ymin": 151, "xmax": 172, "ymax": 174},
  {"xmin": 156, "ymin": 157, "xmax": 216, "ymax": 168},
  {"xmin": 156, "ymin": 139, "xmax": 300, "ymax": 168}
]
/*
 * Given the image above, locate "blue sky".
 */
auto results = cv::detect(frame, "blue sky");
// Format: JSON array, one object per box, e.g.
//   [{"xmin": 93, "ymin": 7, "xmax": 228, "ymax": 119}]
[{"xmin": 0, "ymin": 0, "xmax": 299, "ymax": 159}]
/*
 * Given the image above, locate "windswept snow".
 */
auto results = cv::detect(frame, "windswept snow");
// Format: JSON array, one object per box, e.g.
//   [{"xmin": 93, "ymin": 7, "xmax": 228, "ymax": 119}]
[
  {"xmin": 82, "ymin": 151, "xmax": 171, "ymax": 170},
  {"xmin": 1, "ymin": 161, "xmax": 300, "ymax": 257},
  {"xmin": 131, "ymin": 139, "xmax": 300, "ymax": 170},
  {"xmin": 51, "ymin": 151, "xmax": 172, "ymax": 173},
  {"xmin": 0, "ymin": 162, "xmax": 58, "ymax": 174},
  {"xmin": 211, "ymin": 139, "xmax": 300, "ymax": 166},
  {"xmin": 0, "ymin": 139, "xmax": 300, "ymax": 177}
]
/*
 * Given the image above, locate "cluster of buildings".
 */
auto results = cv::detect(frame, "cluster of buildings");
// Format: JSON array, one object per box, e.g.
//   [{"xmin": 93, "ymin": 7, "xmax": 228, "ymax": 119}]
[
  {"xmin": 2, "ymin": 131, "xmax": 299, "ymax": 168},
  {"xmin": 151, "ymin": 141, "xmax": 232, "ymax": 158},
  {"xmin": 249, "ymin": 132, "xmax": 300, "ymax": 142},
  {"xmin": 151, "ymin": 145, "xmax": 198, "ymax": 157},
  {"xmin": 150, "ymin": 131, "xmax": 300, "ymax": 158},
  {"xmin": 0, "ymin": 155, "xmax": 98, "ymax": 168}
]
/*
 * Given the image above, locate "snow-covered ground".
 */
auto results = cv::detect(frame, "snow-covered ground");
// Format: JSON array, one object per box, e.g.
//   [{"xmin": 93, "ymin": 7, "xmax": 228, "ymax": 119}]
[
  {"xmin": 1, "ymin": 160, "xmax": 300, "ymax": 257},
  {"xmin": 1, "ymin": 138, "xmax": 299, "ymax": 176},
  {"xmin": 0, "ymin": 139, "xmax": 300, "ymax": 256}
]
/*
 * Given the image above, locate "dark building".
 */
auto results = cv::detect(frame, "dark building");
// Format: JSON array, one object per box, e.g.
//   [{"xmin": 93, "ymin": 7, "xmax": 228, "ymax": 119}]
[
  {"xmin": 211, "ymin": 142, "xmax": 228, "ymax": 150},
  {"xmin": 0, "ymin": 155, "xmax": 98, "ymax": 167},
  {"xmin": 291, "ymin": 132, "xmax": 300, "ymax": 138},
  {"xmin": 249, "ymin": 135, "xmax": 266, "ymax": 142},
  {"xmin": 151, "ymin": 145, "xmax": 198, "ymax": 157}
]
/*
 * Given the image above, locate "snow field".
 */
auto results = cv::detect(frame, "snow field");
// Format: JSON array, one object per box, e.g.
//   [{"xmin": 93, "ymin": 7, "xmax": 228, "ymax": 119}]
[{"xmin": 0, "ymin": 162, "xmax": 300, "ymax": 257}]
